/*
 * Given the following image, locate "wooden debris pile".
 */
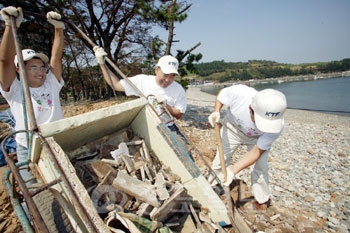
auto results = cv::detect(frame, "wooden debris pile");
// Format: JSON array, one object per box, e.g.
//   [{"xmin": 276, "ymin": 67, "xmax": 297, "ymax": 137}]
[{"xmin": 71, "ymin": 128, "xmax": 222, "ymax": 232}]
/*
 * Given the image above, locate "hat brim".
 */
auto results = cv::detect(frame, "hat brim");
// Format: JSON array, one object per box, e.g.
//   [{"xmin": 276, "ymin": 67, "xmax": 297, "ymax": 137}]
[
  {"xmin": 28, "ymin": 53, "xmax": 49, "ymax": 64},
  {"xmin": 14, "ymin": 51, "xmax": 49, "ymax": 67},
  {"xmin": 159, "ymin": 66, "xmax": 179, "ymax": 75},
  {"xmin": 254, "ymin": 114, "xmax": 283, "ymax": 133}
]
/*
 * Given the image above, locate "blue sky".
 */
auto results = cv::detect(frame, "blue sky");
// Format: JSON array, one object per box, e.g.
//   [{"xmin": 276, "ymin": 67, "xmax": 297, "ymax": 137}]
[{"xmin": 154, "ymin": 0, "xmax": 350, "ymax": 64}]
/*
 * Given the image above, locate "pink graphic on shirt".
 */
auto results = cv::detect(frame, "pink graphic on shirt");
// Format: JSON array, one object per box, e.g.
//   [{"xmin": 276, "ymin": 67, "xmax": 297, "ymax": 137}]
[{"xmin": 32, "ymin": 93, "xmax": 53, "ymax": 112}]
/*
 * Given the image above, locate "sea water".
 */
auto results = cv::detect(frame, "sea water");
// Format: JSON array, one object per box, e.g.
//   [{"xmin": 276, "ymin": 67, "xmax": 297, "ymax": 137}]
[{"xmin": 202, "ymin": 76, "xmax": 350, "ymax": 116}]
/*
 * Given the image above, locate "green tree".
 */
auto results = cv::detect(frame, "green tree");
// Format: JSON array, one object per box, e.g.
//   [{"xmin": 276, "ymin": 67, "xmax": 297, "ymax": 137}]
[
  {"xmin": 140, "ymin": 0, "xmax": 202, "ymax": 80},
  {"xmin": 1, "ymin": 0, "xmax": 200, "ymax": 99}
]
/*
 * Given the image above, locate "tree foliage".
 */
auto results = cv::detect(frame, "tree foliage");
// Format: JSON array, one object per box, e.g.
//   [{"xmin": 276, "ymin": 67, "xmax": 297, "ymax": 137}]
[{"xmin": 0, "ymin": 0, "xmax": 201, "ymax": 101}]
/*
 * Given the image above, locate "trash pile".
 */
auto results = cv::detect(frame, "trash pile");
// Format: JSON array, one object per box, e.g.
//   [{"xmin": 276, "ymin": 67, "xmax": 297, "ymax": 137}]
[{"xmin": 71, "ymin": 128, "xmax": 223, "ymax": 233}]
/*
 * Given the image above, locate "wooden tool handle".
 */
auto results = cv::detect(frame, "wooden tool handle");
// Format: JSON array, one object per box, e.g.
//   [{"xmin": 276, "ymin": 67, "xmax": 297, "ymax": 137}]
[{"xmin": 214, "ymin": 122, "xmax": 227, "ymax": 181}]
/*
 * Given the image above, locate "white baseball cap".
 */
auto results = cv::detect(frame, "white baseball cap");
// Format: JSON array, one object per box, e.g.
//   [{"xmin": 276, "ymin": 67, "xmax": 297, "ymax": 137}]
[
  {"xmin": 251, "ymin": 89, "xmax": 287, "ymax": 133},
  {"xmin": 14, "ymin": 49, "xmax": 49, "ymax": 67},
  {"xmin": 156, "ymin": 55, "xmax": 179, "ymax": 75}
]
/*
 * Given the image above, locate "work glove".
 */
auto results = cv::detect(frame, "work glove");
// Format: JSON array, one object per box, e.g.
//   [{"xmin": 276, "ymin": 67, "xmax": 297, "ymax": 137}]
[
  {"xmin": 219, "ymin": 168, "xmax": 236, "ymax": 186},
  {"xmin": 1, "ymin": 6, "xmax": 23, "ymax": 28},
  {"xmin": 47, "ymin": 11, "xmax": 64, "ymax": 29},
  {"xmin": 155, "ymin": 94, "xmax": 166, "ymax": 103},
  {"xmin": 93, "ymin": 46, "xmax": 107, "ymax": 64},
  {"xmin": 208, "ymin": 112, "xmax": 220, "ymax": 127}
]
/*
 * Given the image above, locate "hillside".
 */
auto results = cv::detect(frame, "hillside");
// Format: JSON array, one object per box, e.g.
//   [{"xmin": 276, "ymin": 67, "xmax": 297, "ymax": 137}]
[{"xmin": 190, "ymin": 58, "xmax": 350, "ymax": 83}]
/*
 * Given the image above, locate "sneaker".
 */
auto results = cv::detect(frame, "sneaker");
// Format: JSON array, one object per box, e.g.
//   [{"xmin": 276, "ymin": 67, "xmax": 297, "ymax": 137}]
[
  {"xmin": 238, "ymin": 198, "xmax": 270, "ymax": 213},
  {"xmin": 253, "ymin": 200, "xmax": 270, "ymax": 211}
]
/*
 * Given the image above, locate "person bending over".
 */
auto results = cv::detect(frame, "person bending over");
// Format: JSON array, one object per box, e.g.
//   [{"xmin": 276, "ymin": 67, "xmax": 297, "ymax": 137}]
[{"xmin": 208, "ymin": 84, "xmax": 287, "ymax": 210}]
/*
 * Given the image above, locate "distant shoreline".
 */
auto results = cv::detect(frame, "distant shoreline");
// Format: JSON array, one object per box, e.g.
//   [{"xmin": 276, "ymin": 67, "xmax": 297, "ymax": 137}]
[
  {"xmin": 186, "ymin": 73, "xmax": 350, "ymax": 117},
  {"xmin": 192, "ymin": 70, "xmax": 350, "ymax": 89}
]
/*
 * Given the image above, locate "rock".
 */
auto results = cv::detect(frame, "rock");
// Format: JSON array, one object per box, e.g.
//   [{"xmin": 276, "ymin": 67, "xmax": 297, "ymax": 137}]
[{"xmin": 182, "ymin": 87, "xmax": 350, "ymax": 232}]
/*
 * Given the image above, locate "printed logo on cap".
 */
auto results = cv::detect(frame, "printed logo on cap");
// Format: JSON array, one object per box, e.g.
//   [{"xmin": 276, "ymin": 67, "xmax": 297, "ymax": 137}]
[
  {"xmin": 168, "ymin": 61, "xmax": 177, "ymax": 66},
  {"xmin": 265, "ymin": 111, "xmax": 281, "ymax": 118},
  {"xmin": 26, "ymin": 50, "xmax": 37, "ymax": 55}
]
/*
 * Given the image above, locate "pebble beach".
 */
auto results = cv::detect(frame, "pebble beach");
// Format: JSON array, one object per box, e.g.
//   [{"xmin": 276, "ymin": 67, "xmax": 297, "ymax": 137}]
[
  {"xmin": 184, "ymin": 86, "xmax": 350, "ymax": 232},
  {"xmin": 0, "ymin": 86, "xmax": 348, "ymax": 232}
]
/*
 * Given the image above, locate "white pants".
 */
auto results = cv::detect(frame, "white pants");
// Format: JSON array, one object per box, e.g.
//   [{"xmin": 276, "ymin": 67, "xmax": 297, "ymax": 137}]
[{"xmin": 211, "ymin": 119, "xmax": 271, "ymax": 203}]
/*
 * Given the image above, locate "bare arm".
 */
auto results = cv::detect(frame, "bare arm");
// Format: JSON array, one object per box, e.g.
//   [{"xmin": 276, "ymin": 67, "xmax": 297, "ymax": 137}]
[
  {"xmin": 214, "ymin": 96, "xmax": 223, "ymax": 112},
  {"xmin": 229, "ymin": 145, "xmax": 266, "ymax": 174},
  {"xmin": 165, "ymin": 105, "xmax": 183, "ymax": 119},
  {"xmin": 93, "ymin": 46, "xmax": 125, "ymax": 92},
  {"xmin": 208, "ymin": 90, "xmax": 224, "ymax": 126},
  {"xmin": 0, "ymin": 25, "xmax": 17, "ymax": 91},
  {"xmin": 0, "ymin": 7, "xmax": 22, "ymax": 91},
  {"xmin": 99, "ymin": 64, "xmax": 125, "ymax": 92},
  {"xmin": 50, "ymin": 27, "xmax": 64, "ymax": 81}
]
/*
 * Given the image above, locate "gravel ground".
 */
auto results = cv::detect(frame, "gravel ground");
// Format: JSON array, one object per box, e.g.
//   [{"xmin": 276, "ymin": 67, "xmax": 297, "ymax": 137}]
[
  {"xmin": 0, "ymin": 86, "xmax": 348, "ymax": 232},
  {"xmin": 268, "ymin": 109, "xmax": 349, "ymax": 232},
  {"xmin": 182, "ymin": 86, "xmax": 350, "ymax": 232}
]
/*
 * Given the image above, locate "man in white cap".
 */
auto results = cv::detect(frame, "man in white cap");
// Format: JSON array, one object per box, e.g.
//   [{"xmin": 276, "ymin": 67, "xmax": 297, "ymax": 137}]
[
  {"xmin": 208, "ymin": 84, "xmax": 287, "ymax": 210},
  {"xmin": 0, "ymin": 6, "xmax": 65, "ymax": 184},
  {"xmin": 94, "ymin": 47, "xmax": 187, "ymax": 143}
]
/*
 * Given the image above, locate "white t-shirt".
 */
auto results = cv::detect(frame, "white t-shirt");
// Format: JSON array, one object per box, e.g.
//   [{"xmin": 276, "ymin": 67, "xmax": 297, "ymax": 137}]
[
  {"xmin": 217, "ymin": 84, "xmax": 283, "ymax": 150},
  {"xmin": 120, "ymin": 74, "xmax": 187, "ymax": 114},
  {"xmin": 0, "ymin": 71, "xmax": 64, "ymax": 147}
]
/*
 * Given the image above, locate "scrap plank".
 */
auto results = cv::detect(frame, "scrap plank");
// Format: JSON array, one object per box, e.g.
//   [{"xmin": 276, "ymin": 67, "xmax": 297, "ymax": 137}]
[
  {"xmin": 155, "ymin": 173, "xmax": 170, "ymax": 201},
  {"xmin": 150, "ymin": 186, "xmax": 187, "ymax": 222},
  {"xmin": 88, "ymin": 160, "xmax": 118, "ymax": 184},
  {"xmin": 113, "ymin": 170, "xmax": 159, "ymax": 207}
]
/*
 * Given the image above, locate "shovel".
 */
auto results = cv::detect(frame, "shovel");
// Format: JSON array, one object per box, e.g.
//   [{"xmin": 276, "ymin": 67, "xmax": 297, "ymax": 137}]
[
  {"xmin": 214, "ymin": 122, "xmax": 252, "ymax": 232},
  {"xmin": 213, "ymin": 122, "xmax": 235, "ymax": 224},
  {"xmin": 63, "ymin": 18, "xmax": 177, "ymax": 125},
  {"xmin": 7, "ymin": 14, "xmax": 100, "ymax": 233},
  {"xmin": 7, "ymin": 15, "xmax": 50, "ymax": 233}
]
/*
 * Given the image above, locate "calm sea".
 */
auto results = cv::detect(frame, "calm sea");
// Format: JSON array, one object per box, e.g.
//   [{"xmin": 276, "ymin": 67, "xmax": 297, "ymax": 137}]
[{"xmin": 202, "ymin": 76, "xmax": 350, "ymax": 116}]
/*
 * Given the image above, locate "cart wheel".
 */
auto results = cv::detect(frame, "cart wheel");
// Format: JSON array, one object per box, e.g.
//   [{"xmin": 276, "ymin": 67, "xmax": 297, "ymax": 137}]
[{"xmin": 33, "ymin": 189, "xmax": 74, "ymax": 233}]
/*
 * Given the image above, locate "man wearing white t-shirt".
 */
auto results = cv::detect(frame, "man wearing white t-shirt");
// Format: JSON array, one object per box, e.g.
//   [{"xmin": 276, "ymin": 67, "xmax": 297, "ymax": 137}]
[
  {"xmin": 94, "ymin": 47, "xmax": 188, "ymax": 143},
  {"xmin": 0, "ymin": 7, "xmax": 65, "ymax": 184},
  {"xmin": 208, "ymin": 84, "xmax": 287, "ymax": 210}
]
